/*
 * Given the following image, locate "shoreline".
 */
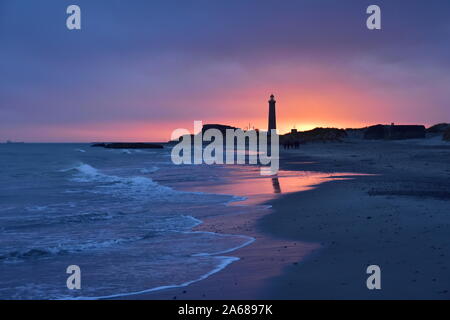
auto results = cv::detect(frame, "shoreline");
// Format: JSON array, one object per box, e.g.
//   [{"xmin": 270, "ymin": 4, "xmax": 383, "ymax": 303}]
[
  {"xmin": 119, "ymin": 180, "xmax": 322, "ymax": 300},
  {"xmin": 130, "ymin": 139, "xmax": 450, "ymax": 299},
  {"xmin": 124, "ymin": 146, "xmax": 350, "ymax": 300}
]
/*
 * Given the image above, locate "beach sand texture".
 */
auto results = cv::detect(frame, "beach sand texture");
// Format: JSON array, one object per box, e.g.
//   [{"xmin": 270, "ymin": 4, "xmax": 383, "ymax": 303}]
[{"xmin": 131, "ymin": 138, "xmax": 450, "ymax": 300}]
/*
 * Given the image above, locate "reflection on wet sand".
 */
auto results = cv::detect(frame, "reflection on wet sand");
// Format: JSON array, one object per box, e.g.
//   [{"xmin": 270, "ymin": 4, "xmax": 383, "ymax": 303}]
[
  {"xmin": 177, "ymin": 166, "xmax": 366, "ymax": 206},
  {"xmin": 271, "ymin": 178, "xmax": 281, "ymax": 194}
]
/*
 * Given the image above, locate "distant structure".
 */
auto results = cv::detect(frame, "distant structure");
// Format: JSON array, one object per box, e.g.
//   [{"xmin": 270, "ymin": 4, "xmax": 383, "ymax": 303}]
[
  {"xmin": 268, "ymin": 94, "xmax": 277, "ymax": 131},
  {"xmin": 202, "ymin": 124, "xmax": 238, "ymax": 135},
  {"xmin": 364, "ymin": 124, "xmax": 425, "ymax": 140}
]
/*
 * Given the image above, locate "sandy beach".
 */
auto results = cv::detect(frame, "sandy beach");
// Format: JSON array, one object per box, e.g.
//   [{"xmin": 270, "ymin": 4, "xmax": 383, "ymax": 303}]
[
  {"xmin": 262, "ymin": 139, "xmax": 450, "ymax": 299},
  {"xmin": 128, "ymin": 138, "xmax": 450, "ymax": 300}
]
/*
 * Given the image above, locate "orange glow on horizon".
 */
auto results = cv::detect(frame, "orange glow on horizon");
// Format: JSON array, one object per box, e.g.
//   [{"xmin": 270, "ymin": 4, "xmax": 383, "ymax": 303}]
[
  {"xmin": 2, "ymin": 50, "xmax": 444, "ymax": 143},
  {"xmin": 5, "ymin": 66, "xmax": 436, "ymax": 142}
]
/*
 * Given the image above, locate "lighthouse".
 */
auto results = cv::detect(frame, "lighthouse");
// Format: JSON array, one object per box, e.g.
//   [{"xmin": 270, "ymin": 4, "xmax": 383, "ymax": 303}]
[{"xmin": 268, "ymin": 94, "xmax": 277, "ymax": 131}]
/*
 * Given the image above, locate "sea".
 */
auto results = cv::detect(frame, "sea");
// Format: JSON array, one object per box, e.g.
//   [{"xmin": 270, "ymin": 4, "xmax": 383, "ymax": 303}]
[{"xmin": 0, "ymin": 143, "xmax": 352, "ymax": 299}]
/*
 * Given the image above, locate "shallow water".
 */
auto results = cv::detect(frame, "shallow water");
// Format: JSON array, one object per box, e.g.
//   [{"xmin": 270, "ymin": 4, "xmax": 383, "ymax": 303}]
[{"xmin": 0, "ymin": 143, "xmax": 358, "ymax": 299}]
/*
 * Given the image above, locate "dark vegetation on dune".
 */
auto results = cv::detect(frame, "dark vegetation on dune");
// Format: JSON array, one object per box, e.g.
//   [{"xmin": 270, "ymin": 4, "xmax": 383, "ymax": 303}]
[
  {"xmin": 281, "ymin": 127, "xmax": 347, "ymax": 145},
  {"xmin": 425, "ymin": 123, "xmax": 450, "ymax": 141},
  {"xmin": 363, "ymin": 124, "xmax": 425, "ymax": 140},
  {"xmin": 280, "ymin": 122, "xmax": 449, "ymax": 144},
  {"xmin": 426, "ymin": 123, "xmax": 450, "ymax": 134},
  {"xmin": 444, "ymin": 128, "xmax": 450, "ymax": 141}
]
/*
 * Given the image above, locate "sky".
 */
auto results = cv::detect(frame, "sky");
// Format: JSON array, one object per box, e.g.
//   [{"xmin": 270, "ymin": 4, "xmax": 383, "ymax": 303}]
[{"xmin": 1, "ymin": 0, "xmax": 449, "ymax": 142}]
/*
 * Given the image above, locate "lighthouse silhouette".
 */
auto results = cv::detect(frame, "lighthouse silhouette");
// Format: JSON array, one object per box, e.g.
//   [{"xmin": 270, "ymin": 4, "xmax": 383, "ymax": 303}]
[{"xmin": 268, "ymin": 94, "xmax": 277, "ymax": 131}]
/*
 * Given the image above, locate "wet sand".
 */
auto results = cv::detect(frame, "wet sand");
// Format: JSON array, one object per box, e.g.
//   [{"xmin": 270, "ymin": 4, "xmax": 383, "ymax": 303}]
[{"xmin": 131, "ymin": 138, "xmax": 450, "ymax": 299}]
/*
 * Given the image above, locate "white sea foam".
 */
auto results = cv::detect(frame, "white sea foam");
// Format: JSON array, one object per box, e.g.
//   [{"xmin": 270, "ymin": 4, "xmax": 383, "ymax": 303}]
[
  {"xmin": 140, "ymin": 166, "xmax": 160, "ymax": 174},
  {"xmin": 68, "ymin": 163, "xmax": 235, "ymax": 204},
  {"xmin": 71, "ymin": 163, "xmax": 102, "ymax": 179},
  {"xmin": 0, "ymin": 206, "xmax": 16, "ymax": 212},
  {"xmin": 190, "ymin": 233, "xmax": 255, "ymax": 256},
  {"xmin": 25, "ymin": 206, "xmax": 50, "ymax": 212},
  {"xmin": 36, "ymin": 163, "xmax": 258, "ymax": 300},
  {"xmin": 1, "ymin": 146, "xmax": 263, "ymax": 300},
  {"xmin": 61, "ymin": 224, "xmax": 255, "ymax": 300},
  {"xmin": 63, "ymin": 255, "xmax": 240, "ymax": 300},
  {"xmin": 0, "ymin": 236, "xmax": 147, "ymax": 262}
]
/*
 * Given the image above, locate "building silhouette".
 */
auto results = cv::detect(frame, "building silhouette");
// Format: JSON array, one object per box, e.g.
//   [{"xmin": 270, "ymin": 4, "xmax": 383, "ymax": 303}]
[{"xmin": 268, "ymin": 94, "xmax": 277, "ymax": 131}]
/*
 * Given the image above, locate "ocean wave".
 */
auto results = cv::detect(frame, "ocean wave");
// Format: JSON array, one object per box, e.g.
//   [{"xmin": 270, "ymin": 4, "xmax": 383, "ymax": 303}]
[
  {"xmin": 94, "ymin": 175, "xmax": 175, "ymax": 200},
  {"xmin": 0, "ymin": 206, "xmax": 16, "ymax": 212},
  {"xmin": 25, "ymin": 205, "xmax": 51, "ymax": 212},
  {"xmin": 61, "ymin": 225, "xmax": 255, "ymax": 300},
  {"xmin": 139, "ymin": 166, "xmax": 159, "ymax": 174},
  {"xmin": 190, "ymin": 232, "xmax": 255, "ymax": 256},
  {"xmin": 67, "ymin": 163, "xmax": 234, "ymax": 204},
  {"xmin": 13, "ymin": 211, "xmax": 115, "ymax": 229},
  {"xmin": 0, "ymin": 235, "xmax": 154, "ymax": 263},
  {"xmin": 66, "ymin": 256, "xmax": 240, "ymax": 300},
  {"xmin": 70, "ymin": 163, "xmax": 104, "ymax": 181},
  {"xmin": 64, "ymin": 232, "xmax": 255, "ymax": 299},
  {"xmin": 69, "ymin": 163, "xmax": 162, "ymax": 186}
]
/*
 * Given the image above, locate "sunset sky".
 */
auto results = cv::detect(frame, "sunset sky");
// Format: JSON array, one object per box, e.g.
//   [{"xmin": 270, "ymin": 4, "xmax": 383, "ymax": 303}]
[{"xmin": 1, "ymin": 0, "xmax": 449, "ymax": 142}]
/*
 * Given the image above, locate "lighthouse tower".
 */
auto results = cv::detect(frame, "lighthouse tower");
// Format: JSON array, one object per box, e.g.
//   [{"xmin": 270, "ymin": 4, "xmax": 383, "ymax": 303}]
[{"xmin": 268, "ymin": 94, "xmax": 277, "ymax": 131}]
